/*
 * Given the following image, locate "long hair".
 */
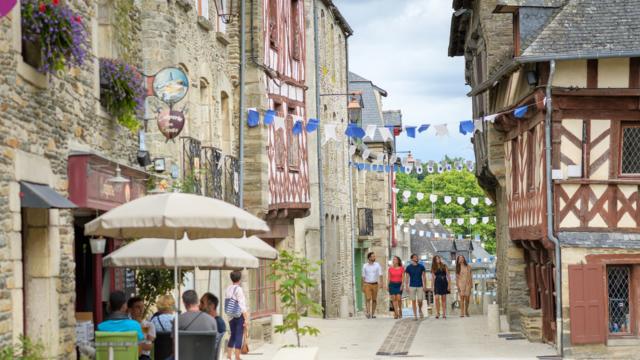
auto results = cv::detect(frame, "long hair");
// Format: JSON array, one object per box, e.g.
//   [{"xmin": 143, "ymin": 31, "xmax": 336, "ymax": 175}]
[
  {"xmin": 431, "ymin": 255, "xmax": 445, "ymax": 273},
  {"xmin": 392, "ymin": 255, "xmax": 402, "ymax": 267},
  {"xmin": 455, "ymin": 255, "xmax": 468, "ymax": 275}
]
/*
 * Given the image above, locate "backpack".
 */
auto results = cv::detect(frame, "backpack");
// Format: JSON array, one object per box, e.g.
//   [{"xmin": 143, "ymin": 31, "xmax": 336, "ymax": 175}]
[{"xmin": 224, "ymin": 286, "xmax": 242, "ymax": 318}]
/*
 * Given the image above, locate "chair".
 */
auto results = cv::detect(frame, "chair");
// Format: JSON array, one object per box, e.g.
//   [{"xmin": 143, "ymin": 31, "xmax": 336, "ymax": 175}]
[
  {"xmin": 154, "ymin": 331, "xmax": 173, "ymax": 360},
  {"xmin": 95, "ymin": 331, "xmax": 138, "ymax": 360},
  {"xmin": 177, "ymin": 331, "xmax": 219, "ymax": 360},
  {"xmin": 214, "ymin": 331, "xmax": 226, "ymax": 360}
]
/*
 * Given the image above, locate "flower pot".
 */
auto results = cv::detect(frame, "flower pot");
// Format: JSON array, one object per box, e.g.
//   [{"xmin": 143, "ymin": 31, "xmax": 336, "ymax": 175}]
[{"xmin": 273, "ymin": 347, "xmax": 319, "ymax": 360}]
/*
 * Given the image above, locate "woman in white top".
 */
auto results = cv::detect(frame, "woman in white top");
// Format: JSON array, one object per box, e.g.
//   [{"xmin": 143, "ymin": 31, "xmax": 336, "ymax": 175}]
[{"xmin": 225, "ymin": 271, "xmax": 248, "ymax": 360}]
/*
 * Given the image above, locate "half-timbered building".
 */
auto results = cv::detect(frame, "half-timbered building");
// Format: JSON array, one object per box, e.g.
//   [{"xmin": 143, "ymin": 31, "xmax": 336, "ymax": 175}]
[{"xmin": 450, "ymin": 0, "xmax": 640, "ymax": 357}]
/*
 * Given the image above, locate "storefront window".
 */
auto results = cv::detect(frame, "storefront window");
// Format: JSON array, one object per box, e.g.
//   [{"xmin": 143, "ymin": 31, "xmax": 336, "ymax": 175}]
[
  {"xmin": 249, "ymin": 259, "xmax": 276, "ymax": 318},
  {"xmin": 608, "ymin": 266, "xmax": 631, "ymax": 334}
]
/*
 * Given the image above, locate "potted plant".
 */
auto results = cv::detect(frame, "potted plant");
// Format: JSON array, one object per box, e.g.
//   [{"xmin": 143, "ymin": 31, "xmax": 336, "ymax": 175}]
[
  {"xmin": 270, "ymin": 250, "xmax": 323, "ymax": 359},
  {"xmin": 21, "ymin": 0, "xmax": 89, "ymax": 74},
  {"xmin": 99, "ymin": 58, "xmax": 146, "ymax": 132},
  {"xmin": 0, "ymin": 336, "xmax": 45, "ymax": 360}
]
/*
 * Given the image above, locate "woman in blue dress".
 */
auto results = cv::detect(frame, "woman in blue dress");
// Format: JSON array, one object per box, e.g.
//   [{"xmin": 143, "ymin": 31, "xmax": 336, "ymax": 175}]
[{"xmin": 431, "ymin": 255, "xmax": 451, "ymax": 319}]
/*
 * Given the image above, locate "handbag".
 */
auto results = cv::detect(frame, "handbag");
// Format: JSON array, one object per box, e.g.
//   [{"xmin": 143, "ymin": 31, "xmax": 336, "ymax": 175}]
[
  {"xmin": 241, "ymin": 329, "xmax": 249, "ymax": 354},
  {"xmin": 224, "ymin": 286, "xmax": 242, "ymax": 318}
]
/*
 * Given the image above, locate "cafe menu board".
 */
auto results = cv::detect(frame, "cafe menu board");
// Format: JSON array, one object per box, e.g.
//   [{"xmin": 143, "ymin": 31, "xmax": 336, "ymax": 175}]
[{"xmin": 113, "ymin": 268, "xmax": 137, "ymax": 298}]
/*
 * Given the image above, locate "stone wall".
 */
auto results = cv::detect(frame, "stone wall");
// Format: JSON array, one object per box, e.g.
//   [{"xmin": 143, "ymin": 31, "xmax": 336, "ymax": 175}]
[{"xmin": 0, "ymin": 0, "xmax": 141, "ymax": 356}]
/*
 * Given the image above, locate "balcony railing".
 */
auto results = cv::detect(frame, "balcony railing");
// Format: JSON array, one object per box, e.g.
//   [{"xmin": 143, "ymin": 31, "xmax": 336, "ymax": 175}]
[
  {"xmin": 224, "ymin": 155, "xmax": 240, "ymax": 207},
  {"xmin": 181, "ymin": 136, "xmax": 202, "ymax": 194},
  {"xmin": 202, "ymin": 146, "xmax": 223, "ymax": 200},
  {"xmin": 358, "ymin": 208, "xmax": 374, "ymax": 237}
]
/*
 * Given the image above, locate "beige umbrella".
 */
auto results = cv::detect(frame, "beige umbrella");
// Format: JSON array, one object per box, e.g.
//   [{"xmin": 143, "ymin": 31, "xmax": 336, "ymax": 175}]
[
  {"xmin": 103, "ymin": 237, "xmax": 260, "ymax": 269},
  {"xmin": 84, "ymin": 193, "xmax": 269, "ymax": 239},
  {"xmin": 217, "ymin": 236, "xmax": 278, "ymax": 260}
]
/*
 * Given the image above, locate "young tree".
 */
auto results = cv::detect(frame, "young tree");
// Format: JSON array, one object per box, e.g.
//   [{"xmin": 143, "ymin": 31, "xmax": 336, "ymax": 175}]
[{"xmin": 270, "ymin": 250, "xmax": 323, "ymax": 347}]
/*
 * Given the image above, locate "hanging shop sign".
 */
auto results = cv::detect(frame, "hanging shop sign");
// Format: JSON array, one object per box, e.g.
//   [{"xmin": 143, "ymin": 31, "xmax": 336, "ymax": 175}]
[
  {"xmin": 157, "ymin": 109, "xmax": 186, "ymax": 140},
  {"xmin": 152, "ymin": 67, "xmax": 189, "ymax": 104},
  {"xmin": 0, "ymin": 0, "xmax": 16, "ymax": 18}
]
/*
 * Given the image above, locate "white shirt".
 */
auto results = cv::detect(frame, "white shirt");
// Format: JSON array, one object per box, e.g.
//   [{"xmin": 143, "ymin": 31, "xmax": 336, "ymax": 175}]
[{"xmin": 362, "ymin": 262, "xmax": 382, "ymax": 283}]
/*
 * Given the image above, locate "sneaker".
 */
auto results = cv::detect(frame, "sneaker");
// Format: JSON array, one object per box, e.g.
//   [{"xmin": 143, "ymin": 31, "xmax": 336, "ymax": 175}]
[{"xmin": 371, "ymin": 315, "xmax": 376, "ymax": 319}]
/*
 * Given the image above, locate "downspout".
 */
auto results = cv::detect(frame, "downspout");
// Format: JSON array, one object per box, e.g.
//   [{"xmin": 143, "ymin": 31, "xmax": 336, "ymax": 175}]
[
  {"xmin": 544, "ymin": 60, "xmax": 563, "ymax": 355},
  {"xmin": 312, "ymin": 0, "xmax": 327, "ymax": 318},
  {"xmin": 345, "ymin": 33, "xmax": 358, "ymax": 316},
  {"xmin": 238, "ymin": 0, "xmax": 246, "ymax": 208}
]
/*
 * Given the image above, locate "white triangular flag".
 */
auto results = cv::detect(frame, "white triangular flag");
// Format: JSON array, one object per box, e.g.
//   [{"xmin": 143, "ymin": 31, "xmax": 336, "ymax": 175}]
[
  {"xmin": 485, "ymin": 114, "xmax": 497, "ymax": 123},
  {"xmin": 420, "ymin": 218, "xmax": 428, "ymax": 224},
  {"xmin": 323, "ymin": 123, "xmax": 337, "ymax": 144},
  {"xmin": 411, "ymin": 229, "xmax": 416, "ymax": 235},
  {"xmin": 482, "ymin": 217, "xmax": 489, "ymax": 224},
  {"xmin": 378, "ymin": 127, "xmax": 393, "ymax": 142},
  {"xmin": 402, "ymin": 190, "xmax": 411, "ymax": 199},
  {"xmin": 409, "ymin": 219, "xmax": 416, "ymax": 226},
  {"xmin": 389, "ymin": 154, "xmax": 397, "ymax": 164},
  {"xmin": 376, "ymin": 152, "xmax": 385, "ymax": 163},
  {"xmin": 445, "ymin": 218, "xmax": 452, "ymax": 225},
  {"xmin": 404, "ymin": 227, "xmax": 409, "ymax": 233},
  {"xmin": 365, "ymin": 125, "xmax": 377, "ymax": 140},
  {"xmin": 470, "ymin": 217, "xmax": 477, "ymax": 225},
  {"xmin": 457, "ymin": 218, "xmax": 464, "ymax": 225},
  {"xmin": 470, "ymin": 197, "xmax": 479, "ymax": 206},
  {"xmin": 274, "ymin": 116, "xmax": 286, "ymax": 130},
  {"xmin": 416, "ymin": 192, "xmax": 424, "ymax": 201},
  {"xmin": 349, "ymin": 144, "xmax": 356, "ymax": 156},
  {"xmin": 457, "ymin": 197, "xmax": 465, "ymax": 205},
  {"xmin": 434, "ymin": 219, "xmax": 441, "ymax": 225},
  {"xmin": 485, "ymin": 197, "xmax": 493, "ymax": 206},
  {"xmin": 444, "ymin": 196, "xmax": 452, "ymax": 204},
  {"xmin": 434, "ymin": 123, "xmax": 449, "ymax": 136},
  {"xmin": 419, "ymin": 231, "xmax": 424, "ymax": 237},
  {"xmin": 474, "ymin": 119, "xmax": 483, "ymax": 133},
  {"xmin": 392, "ymin": 187, "xmax": 399, "ymax": 194},
  {"xmin": 397, "ymin": 218, "xmax": 405, "ymax": 225},
  {"xmin": 362, "ymin": 148, "xmax": 371, "ymax": 160},
  {"xmin": 429, "ymin": 194, "xmax": 438, "ymax": 203},
  {"xmin": 404, "ymin": 164, "xmax": 413, "ymax": 174}
]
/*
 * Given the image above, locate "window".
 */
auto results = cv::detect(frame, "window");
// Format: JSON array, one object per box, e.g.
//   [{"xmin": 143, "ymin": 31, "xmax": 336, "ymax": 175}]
[
  {"xmin": 287, "ymin": 110, "xmax": 300, "ymax": 170},
  {"xmin": 291, "ymin": 0, "xmax": 301, "ymax": 60},
  {"xmin": 511, "ymin": 138, "xmax": 519, "ymax": 195},
  {"xmin": 274, "ymin": 103, "xmax": 286, "ymax": 169},
  {"xmin": 249, "ymin": 256, "xmax": 276, "ymax": 318},
  {"xmin": 199, "ymin": 79, "xmax": 211, "ymax": 143},
  {"xmin": 197, "ymin": 0, "xmax": 209, "ymax": 19},
  {"xmin": 269, "ymin": 0, "xmax": 278, "ymax": 48},
  {"xmin": 608, "ymin": 266, "xmax": 631, "ymax": 334},
  {"xmin": 620, "ymin": 123, "xmax": 640, "ymax": 175}
]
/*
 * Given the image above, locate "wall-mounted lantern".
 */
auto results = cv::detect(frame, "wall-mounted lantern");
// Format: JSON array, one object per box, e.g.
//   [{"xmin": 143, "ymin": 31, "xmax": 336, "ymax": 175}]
[
  {"xmin": 90, "ymin": 237, "xmax": 107, "ymax": 254},
  {"xmin": 215, "ymin": 0, "xmax": 237, "ymax": 24}
]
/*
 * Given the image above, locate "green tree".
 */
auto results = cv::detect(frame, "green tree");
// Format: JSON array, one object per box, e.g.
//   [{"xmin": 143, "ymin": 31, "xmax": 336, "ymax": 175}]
[
  {"xmin": 270, "ymin": 250, "xmax": 323, "ymax": 347},
  {"xmin": 136, "ymin": 269, "xmax": 187, "ymax": 317},
  {"xmin": 396, "ymin": 157, "xmax": 496, "ymax": 253}
]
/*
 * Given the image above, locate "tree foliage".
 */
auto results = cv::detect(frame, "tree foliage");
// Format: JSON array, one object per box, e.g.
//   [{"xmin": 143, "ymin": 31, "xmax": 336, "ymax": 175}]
[
  {"xmin": 270, "ymin": 250, "xmax": 323, "ymax": 347},
  {"xmin": 396, "ymin": 156, "xmax": 496, "ymax": 254},
  {"xmin": 136, "ymin": 269, "xmax": 187, "ymax": 317}
]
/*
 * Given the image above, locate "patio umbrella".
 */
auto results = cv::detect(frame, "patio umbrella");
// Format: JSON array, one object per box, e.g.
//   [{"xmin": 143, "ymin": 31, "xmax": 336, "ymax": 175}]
[
  {"xmin": 102, "ymin": 236, "xmax": 260, "ymax": 269},
  {"xmin": 84, "ymin": 193, "xmax": 270, "ymax": 359},
  {"xmin": 217, "ymin": 236, "xmax": 278, "ymax": 260}
]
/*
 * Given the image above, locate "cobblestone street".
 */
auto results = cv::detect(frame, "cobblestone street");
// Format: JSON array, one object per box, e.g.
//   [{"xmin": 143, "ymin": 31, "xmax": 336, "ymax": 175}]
[{"xmin": 248, "ymin": 315, "xmax": 557, "ymax": 359}]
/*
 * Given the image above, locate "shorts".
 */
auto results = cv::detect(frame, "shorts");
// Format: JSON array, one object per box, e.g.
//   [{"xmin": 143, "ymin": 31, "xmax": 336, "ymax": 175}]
[
  {"xmin": 408, "ymin": 287, "xmax": 425, "ymax": 302},
  {"xmin": 363, "ymin": 282, "xmax": 379, "ymax": 301}
]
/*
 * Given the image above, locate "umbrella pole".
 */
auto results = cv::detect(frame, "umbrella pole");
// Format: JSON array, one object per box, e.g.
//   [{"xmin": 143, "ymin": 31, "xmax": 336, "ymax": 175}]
[{"xmin": 174, "ymin": 230, "xmax": 179, "ymax": 360}]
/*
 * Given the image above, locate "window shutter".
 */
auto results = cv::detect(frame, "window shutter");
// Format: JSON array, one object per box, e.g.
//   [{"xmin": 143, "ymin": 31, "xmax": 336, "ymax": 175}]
[{"xmin": 569, "ymin": 264, "xmax": 606, "ymax": 344}]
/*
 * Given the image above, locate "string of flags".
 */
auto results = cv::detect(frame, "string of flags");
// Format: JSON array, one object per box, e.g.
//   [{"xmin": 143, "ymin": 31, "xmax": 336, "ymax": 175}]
[
  {"xmin": 350, "ymin": 159, "xmax": 476, "ymax": 174},
  {"xmin": 399, "ymin": 215, "xmax": 496, "ymax": 232},
  {"xmin": 392, "ymin": 190, "xmax": 494, "ymax": 206},
  {"xmin": 246, "ymin": 97, "xmax": 546, "ymax": 140}
]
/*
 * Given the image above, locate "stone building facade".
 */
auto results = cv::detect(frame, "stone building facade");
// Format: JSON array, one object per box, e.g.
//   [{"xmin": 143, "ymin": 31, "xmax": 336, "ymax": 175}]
[{"xmin": 0, "ymin": 0, "xmax": 143, "ymax": 356}]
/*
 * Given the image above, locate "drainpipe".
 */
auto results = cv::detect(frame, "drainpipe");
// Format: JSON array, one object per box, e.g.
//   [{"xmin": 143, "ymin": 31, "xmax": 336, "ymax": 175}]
[
  {"xmin": 544, "ymin": 60, "xmax": 563, "ymax": 355},
  {"xmin": 238, "ymin": 0, "xmax": 246, "ymax": 208},
  {"xmin": 312, "ymin": 0, "xmax": 327, "ymax": 318}
]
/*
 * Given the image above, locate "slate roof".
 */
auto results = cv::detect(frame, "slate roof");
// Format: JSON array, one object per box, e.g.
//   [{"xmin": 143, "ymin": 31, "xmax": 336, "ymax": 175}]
[
  {"xmin": 521, "ymin": 0, "xmax": 640, "ymax": 60},
  {"xmin": 383, "ymin": 110, "xmax": 402, "ymax": 127},
  {"xmin": 348, "ymin": 72, "xmax": 394, "ymax": 143}
]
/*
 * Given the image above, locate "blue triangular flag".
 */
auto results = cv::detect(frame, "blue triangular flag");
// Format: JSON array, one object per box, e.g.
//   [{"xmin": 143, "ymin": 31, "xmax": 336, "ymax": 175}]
[
  {"xmin": 364, "ymin": 163, "xmax": 371, "ymax": 171},
  {"xmin": 247, "ymin": 109, "xmax": 260, "ymax": 128},
  {"xmin": 514, "ymin": 105, "xmax": 528, "ymax": 118},
  {"xmin": 385, "ymin": 165, "xmax": 391, "ymax": 173},
  {"xmin": 418, "ymin": 124, "xmax": 430, "ymax": 133},
  {"xmin": 459, "ymin": 120, "xmax": 474, "ymax": 135},
  {"xmin": 263, "ymin": 110, "xmax": 275, "ymax": 126},
  {"xmin": 306, "ymin": 118, "xmax": 319, "ymax": 132},
  {"xmin": 394, "ymin": 164, "xmax": 400, "ymax": 172},
  {"xmin": 405, "ymin": 126, "xmax": 416, "ymax": 138},
  {"xmin": 357, "ymin": 163, "xmax": 365, "ymax": 171},
  {"xmin": 377, "ymin": 165, "xmax": 384, "ymax": 172},
  {"xmin": 292, "ymin": 120, "xmax": 303, "ymax": 135},
  {"xmin": 345, "ymin": 123, "xmax": 365, "ymax": 139}
]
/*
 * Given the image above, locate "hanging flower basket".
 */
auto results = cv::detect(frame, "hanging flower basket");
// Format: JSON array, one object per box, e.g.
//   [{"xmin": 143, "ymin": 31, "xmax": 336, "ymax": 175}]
[
  {"xmin": 21, "ymin": 0, "xmax": 89, "ymax": 74},
  {"xmin": 99, "ymin": 58, "xmax": 146, "ymax": 133}
]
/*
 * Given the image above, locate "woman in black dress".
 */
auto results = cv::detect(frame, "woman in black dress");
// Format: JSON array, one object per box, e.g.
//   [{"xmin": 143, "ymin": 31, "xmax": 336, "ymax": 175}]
[{"xmin": 431, "ymin": 255, "xmax": 451, "ymax": 319}]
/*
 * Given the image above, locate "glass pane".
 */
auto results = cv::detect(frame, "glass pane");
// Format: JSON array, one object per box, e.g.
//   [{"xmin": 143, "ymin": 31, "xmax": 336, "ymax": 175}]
[
  {"xmin": 621, "ymin": 127, "xmax": 640, "ymax": 174},
  {"xmin": 608, "ymin": 266, "xmax": 630, "ymax": 334}
]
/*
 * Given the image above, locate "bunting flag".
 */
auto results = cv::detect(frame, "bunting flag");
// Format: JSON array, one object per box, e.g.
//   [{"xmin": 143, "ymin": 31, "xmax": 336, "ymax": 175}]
[
  {"xmin": 434, "ymin": 124, "xmax": 449, "ymax": 137},
  {"xmin": 433, "ymin": 219, "xmax": 441, "ymax": 225},
  {"xmin": 362, "ymin": 148, "xmax": 371, "ymax": 159},
  {"xmin": 397, "ymin": 218, "xmax": 404, "ymax": 225},
  {"xmin": 392, "ymin": 187, "xmax": 400, "ymax": 194},
  {"xmin": 444, "ymin": 196, "xmax": 452, "ymax": 204},
  {"xmin": 345, "ymin": 123, "xmax": 365, "ymax": 139},
  {"xmin": 292, "ymin": 119, "xmax": 304, "ymax": 135},
  {"xmin": 376, "ymin": 152, "xmax": 385, "ymax": 163},
  {"xmin": 485, "ymin": 198, "xmax": 493, "ymax": 206},
  {"xmin": 365, "ymin": 125, "xmax": 377, "ymax": 140},
  {"xmin": 482, "ymin": 217, "xmax": 490, "ymax": 224},
  {"xmin": 474, "ymin": 119, "xmax": 483, "ymax": 133},
  {"xmin": 416, "ymin": 192, "xmax": 424, "ymax": 201},
  {"xmin": 419, "ymin": 230, "xmax": 424, "ymax": 237},
  {"xmin": 420, "ymin": 218, "xmax": 428, "ymax": 224},
  {"xmin": 323, "ymin": 124, "xmax": 337, "ymax": 144},
  {"xmin": 418, "ymin": 124, "xmax": 430, "ymax": 133},
  {"xmin": 430, "ymin": 194, "xmax": 438, "ymax": 203},
  {"xmin": 378, "ymin": 127, "xmax": 393, "ymax": 142},
  {"xmin": 457, "ymin": 197, "xmax": 465, "ymax": 205},
  {"xmin": 409, "ymin": 219, "xmax": 416, "ymax": 226},
  {"xmin": 274, "ymin": 116, "xmax": 286, "ymax": 130},
  {"xmin": 264, "ymin": 109, "xmax": 276, "ymax": 126},
  {"xmin": 457, "ymin": 218, "xmax": 464, "ymax": 225},
  {"xmin": 513, "ymin": 105, "xmax": 528, "ymax": 118},
  {"xmin": 470, "ymin": 218, "xmax": 478, "ymax": 225},
  {"xmin": 306, "ymin": 118, "xmax": 319, "ymax": 133},
  {"xmin": 471, "ymin": 197, "xmax": 479, "ymax": 206},
  {"xmin": 445, "ymin": 219, "xmax": 452, "ymax": 225},
  {"xmin": 247, "ymin": 109, "xmax": 260, "ymax": 128},
  {"xmin": 459, "ymin": 120, "xmax": 474, "ymax": 135},
  {"xmin": 405, "ymin": 126, "xmax": 417, "ymax": 138},
  {"xmin": 402, "ymin": 190, "xmax": 411, "ymax": 199}
]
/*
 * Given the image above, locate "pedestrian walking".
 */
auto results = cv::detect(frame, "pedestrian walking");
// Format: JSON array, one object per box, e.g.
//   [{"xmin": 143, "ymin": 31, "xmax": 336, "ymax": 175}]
[
  {"xmin": 404, "ymin": 254, "xmax": 427, "ymax": 320},
  {"xmin": 225, "ymin": 271, "xmax": 249, "ymax": 360},
  {"xmin": 387, "ymin": 256, "xmax": 404, "ymax": 319},
  {"xmin": 456, "ymin": 255, "xmax": 473, "ymax": 317},
  {"xmin": 362, "ymin": 252, "xmax": 383, "ymax": 319},
  {"xmin": 431, "ymin": 255, "xmax": 451, "ymax": 319}
]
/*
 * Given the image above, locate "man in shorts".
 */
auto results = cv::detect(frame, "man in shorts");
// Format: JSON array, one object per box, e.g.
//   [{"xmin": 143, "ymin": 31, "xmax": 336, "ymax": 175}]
[{"xmin": 404, "ymin": 254, "xmax": 427, "ymax": 320}]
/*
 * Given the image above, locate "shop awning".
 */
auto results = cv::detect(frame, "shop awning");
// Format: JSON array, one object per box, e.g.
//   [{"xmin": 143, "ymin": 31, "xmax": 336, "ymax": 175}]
[{"xmin": 20, "ymin": 181, "xmax": 77, "ymax": 209}]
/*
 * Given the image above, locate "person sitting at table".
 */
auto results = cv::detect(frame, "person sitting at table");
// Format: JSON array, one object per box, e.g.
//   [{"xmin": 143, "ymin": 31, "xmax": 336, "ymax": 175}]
[
  {"xmin": 128, "ymin": 296, "xmax": 155, "ymax": 360},
  {"xmin": 150, "ymin": 294, "xmax": 176, "ymax": 333},
  {"xmin": 200, "ymin": 292, "xmax": 227, "ymax": 334},
  {"xmin": 176, "ymin": 290, "xmax": 218, "ymax": 332},
  {"xmin": 98, "ymin": 291, "xmax": 146, "ymax": 353}
]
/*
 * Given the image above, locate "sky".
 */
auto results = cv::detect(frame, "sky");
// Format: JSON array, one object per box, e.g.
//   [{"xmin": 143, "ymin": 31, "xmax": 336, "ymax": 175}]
[{"xmin": 333, "ymin": 0, "xmax": 474, "ymax": 162}]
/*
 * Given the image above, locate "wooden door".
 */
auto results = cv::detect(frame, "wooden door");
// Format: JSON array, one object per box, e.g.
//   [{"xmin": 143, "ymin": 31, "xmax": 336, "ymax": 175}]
[{"xmin": 569, "ymin": 264, "xmax": 606, "ymax": 344}]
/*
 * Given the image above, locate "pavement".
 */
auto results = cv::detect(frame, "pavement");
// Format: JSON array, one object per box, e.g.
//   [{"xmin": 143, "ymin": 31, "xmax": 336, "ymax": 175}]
[{"xmin": 245, "ymin": 313, "xmax": 558, "ymax": 360}]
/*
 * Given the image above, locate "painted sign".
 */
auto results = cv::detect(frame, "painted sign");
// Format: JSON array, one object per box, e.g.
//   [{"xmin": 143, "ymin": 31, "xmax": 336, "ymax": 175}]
[
  {"xmin": 157, "ymin": 109, "xmax": 185, "ymax": 140},
  {"xmin": 0, "ymin": 0, "xmax": 16, "ymax": 18},
  {"xmin": 152, "ymin": 67, "xmax": 189, "ymax": 104}
]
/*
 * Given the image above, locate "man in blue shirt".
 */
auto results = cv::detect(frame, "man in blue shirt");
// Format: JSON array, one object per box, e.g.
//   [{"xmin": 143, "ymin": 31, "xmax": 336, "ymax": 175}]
[
  {"xmin": 404, "ymin": 254, "xmax": 427, "ymax": 320},
  {"xmin": 98, "ymin": 291, "xmax": 145, "ymax": 342}
]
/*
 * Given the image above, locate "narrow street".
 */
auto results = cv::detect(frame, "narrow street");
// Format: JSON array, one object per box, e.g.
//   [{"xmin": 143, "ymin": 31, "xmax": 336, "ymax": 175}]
[{"xmin": 249, "ymin": 315, "xmax": 556, "ymax": 359}]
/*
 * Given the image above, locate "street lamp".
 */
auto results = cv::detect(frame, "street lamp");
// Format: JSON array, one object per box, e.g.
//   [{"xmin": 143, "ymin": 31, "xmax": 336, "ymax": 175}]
[
  {"xmin": 106, "ymin": 164, "xmax": 130, "ymax": 184},
  {"xmin": 90, "ymin": 237, "xmax": 106, "ymax": 254},
  {"xmin": 347, "ymin": 92, "xmax": 363, "ymax": 124},
  {"xmin": 214, "ymin": 0, "xmax": 237, "ymax": 24}
]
